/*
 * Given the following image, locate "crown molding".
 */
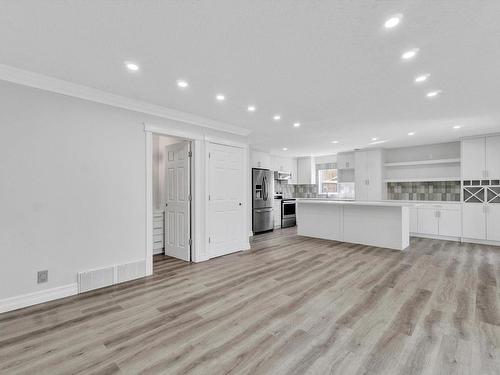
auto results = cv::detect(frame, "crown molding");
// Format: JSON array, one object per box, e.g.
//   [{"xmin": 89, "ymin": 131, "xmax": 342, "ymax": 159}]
[{"xmin": 0, "ymin": 64, "xmax": 251, "ymax": 137}]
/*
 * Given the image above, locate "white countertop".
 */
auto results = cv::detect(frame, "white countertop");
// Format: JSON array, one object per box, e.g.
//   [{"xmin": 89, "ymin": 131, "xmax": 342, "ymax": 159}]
[
  {"xmin": 296, "ymin": 199, "xmax": 410, "ymax": 207},
  {"xmin": 296, "ymin": 198, "xmax": 461, "ymax": 207}
]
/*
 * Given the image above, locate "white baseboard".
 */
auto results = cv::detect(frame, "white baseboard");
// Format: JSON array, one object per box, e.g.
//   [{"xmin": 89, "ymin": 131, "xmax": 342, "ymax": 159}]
[
  {"xmin": 461, "ymin": 238, "xmax": 500, "ymax": 247},
  {"xmin": 0, "ymin": 283, "xmax": 78, "ymax": 314},
  {"xmin": 411, "ymin": 233, "xmax": 461, "ymax": 242}
]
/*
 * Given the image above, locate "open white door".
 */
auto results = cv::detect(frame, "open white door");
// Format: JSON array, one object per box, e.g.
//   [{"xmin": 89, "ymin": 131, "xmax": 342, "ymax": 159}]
[
  {"xmin": 209, "ymin": 143, "xmax": 246, "ymax": 258},
  {"xmin": 164, "ymin": 141, "xmax": 191, "ymax": 261}
]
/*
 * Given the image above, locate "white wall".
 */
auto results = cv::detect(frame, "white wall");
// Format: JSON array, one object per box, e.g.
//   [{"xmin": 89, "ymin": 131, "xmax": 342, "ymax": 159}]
[{"xmin": 0, "ymin": 80, "xmax": 247, "ymax": 303}]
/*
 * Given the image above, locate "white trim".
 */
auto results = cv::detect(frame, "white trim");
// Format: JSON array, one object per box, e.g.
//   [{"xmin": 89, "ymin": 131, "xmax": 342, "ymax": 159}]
[
  {"xmin": 0, "ymin": 64, "xmax": 251, "ymax": 137},
  {"xmin": 204, "ymin": 135, "xmax": 249, "ymax": 149},
  {"xmin": 410, "ymin": 233, "xmax": 461, "ymax": 242},
  {"xmin": 145, "ymin": 132, "xmax": 154, "ymax": 276},
  {"xmin": 461, "ymin": 237, "xmax": 500, "ymax": 247},
  {"xmin": 0, "ymin": 284, "xmax": 78, "ymax": 314},
  {"xmin": 144, "ymin": 123, "xmax": 204, "ymax": 141}
]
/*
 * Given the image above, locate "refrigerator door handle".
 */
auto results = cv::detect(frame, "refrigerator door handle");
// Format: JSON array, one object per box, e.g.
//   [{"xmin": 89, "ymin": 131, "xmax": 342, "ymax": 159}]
[{"xmin": 263, "ymin": 176, "xmax": 268, "ymax": 201}]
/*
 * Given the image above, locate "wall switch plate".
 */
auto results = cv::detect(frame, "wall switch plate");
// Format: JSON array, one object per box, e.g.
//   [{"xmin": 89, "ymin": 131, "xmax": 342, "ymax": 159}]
[{"xmin": 37, "ymin": 270, "xmax": 48, "ymax": 284}]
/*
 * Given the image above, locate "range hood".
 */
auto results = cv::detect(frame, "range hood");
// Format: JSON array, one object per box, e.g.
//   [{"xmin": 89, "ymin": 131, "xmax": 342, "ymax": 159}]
[{"xmin": 274, "ymin": 171, "xmax": 292, "ymax": 180}]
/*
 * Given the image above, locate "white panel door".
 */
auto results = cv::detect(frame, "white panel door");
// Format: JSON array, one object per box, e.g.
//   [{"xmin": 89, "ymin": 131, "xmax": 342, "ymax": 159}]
[
  {"xmin": 462, "ymin": 204, "xmax": 486, "ymax": 240},
  {"xmin": 164, "ymin": 142, "xmax": 191, "ymax": 261},
  {"xmin": 462, "ymin": 137, "xmax": 485, "ymax": 180},
  {"xmin": 486, "ymin": 205, "xmax": 500, "ymax": 241},
  {"xmin": 417, "ymin": 208, "xmax": 439, "ymax": 235},
  {"xmin": 209, "ymin": 143, "xmax": 246, "ymax": 258},
  {"xmin": 486, "ymin": 135, "xmax": 500, "ymax": 179},
  {"xmin": 438, "ymin": 209, "xmax": 461, "ymax": 237}
]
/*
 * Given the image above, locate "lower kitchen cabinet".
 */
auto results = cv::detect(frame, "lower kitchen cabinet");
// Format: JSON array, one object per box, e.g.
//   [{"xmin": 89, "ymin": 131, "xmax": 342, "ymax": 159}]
[
  {"xmin": 487, "ymin": 205, "xmax": 500, "ymax": 241},
  {"xmin": 412, "ymin": 204, "xmax": 461, "ymax": 239},
  {"xmin": 417, "ymin": 208, "xmax": 439, "ymax": 236},
  {"xmin": 409, "ymin": 207, "xmax": 418, "ymax": 233},
  {"xmin": 273, "ymin": 199, "xmax": 281, "ymax": 228},
  {"xmin": 439, "ymin": 209, "xmax": 462, "ymax": 237},
  {"xmin": 462, "ymin": 204, "xmax": 486, "ymax": 239},
  {"xmin": 463, "ymin": 203, "xmax": 500, "ymax": 241}
]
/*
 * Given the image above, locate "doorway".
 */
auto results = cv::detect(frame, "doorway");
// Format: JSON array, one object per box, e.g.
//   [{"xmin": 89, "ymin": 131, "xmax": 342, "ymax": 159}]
[{"xmin": 152, "ymin": 134, "xmax": 192, "ymax": 264}]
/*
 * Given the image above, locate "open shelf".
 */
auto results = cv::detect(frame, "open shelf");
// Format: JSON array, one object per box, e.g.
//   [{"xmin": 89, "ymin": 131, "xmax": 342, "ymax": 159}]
[
  {"xmin": 384, "ymin": 177, "xmax": 461, "ymax": 183},
  {"xmin": 384, "ymin": 158, "xmax": 460, "ymax": 167}
]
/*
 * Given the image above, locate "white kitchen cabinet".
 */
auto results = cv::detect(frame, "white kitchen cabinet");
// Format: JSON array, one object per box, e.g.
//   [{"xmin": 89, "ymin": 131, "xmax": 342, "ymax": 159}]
[
  {"xmin": 462, "ymin": 135, "xmax": 500, "ymax": 180},
  {"xmin": 486, "ymin": 205, "xmax": 500, "ymax": 241},
  {"xmin": 438, "ymin": 209, "xmax": 462, "ymax": 237},
  {"xmin": 486, "ymin": 135, "xmax": 500, "ymax": 178},
  {"xmin": 354, "ymin": 149, "xmax": 383, "ymax": 201},
  {"xmin": 250, "ymin": 150, "xmax": 271, "ymax": 169},
  {"xmin": 273, "ymin": 199, "xmax": 281, "ymax": 228},
  {"xmin": 462, "ymin": 137, "xmax": 485, "ymax": 180},
  {"xmin": 297, "ymin": 156, "xmax": 315, "ymax": 184},
  {"xmin": 290, "ymin": 158, "xmax": 298, "ymax": 184},
  {"xmin": 409, "ymin": 207, "xmax": 418, "ymax": 233},
  {"xmin": 413, "ymin": 204, "xmax": 461, "ymax": 238},
  {"xmin": 337, "ymin": 152, "xmax": 355, "ymax": 170},
  {"xmin": 417, "ymin": 208, "xmax": 439, "ymax": 235},
  {"xmin": 462, "ymin": 204, "xmax": 486, "ymax": 239}
]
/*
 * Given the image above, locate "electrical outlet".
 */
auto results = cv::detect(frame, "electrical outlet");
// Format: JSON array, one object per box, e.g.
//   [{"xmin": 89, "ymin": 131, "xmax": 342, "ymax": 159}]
[{"xmin": 37, "ymin": 270, "xmax": 48, "ymax": 284}]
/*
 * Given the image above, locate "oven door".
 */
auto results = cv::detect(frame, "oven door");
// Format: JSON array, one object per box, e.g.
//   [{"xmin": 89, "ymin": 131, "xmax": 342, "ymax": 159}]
[{"xmin": 282, "ymin": 201, "xmax": 296, "ymax": 218}]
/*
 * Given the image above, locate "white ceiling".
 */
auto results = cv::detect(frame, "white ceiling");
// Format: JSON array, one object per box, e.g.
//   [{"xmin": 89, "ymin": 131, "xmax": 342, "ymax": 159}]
[{"xmin": 1, "ymin": 1, "xmax": 500, "ymax": 156}]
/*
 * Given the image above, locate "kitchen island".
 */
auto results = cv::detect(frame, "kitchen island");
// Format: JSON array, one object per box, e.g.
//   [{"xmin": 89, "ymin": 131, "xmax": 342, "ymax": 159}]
[{"xmin": 296, "ymin": 199, "xmax": 410, "ymax": 250}]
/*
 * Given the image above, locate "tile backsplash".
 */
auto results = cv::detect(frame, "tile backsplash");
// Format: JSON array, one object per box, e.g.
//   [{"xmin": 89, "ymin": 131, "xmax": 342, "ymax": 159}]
[
  {"xmin": 276, "ymin": 180, "xmax": 461, "ymax": 201},
  {"xmin": 293, "ymin": 184, "xmax": 320, "ymax": 198},
  {"xmin": 387, "ymin": 181, "xmax": 461, "ymax": 201}
]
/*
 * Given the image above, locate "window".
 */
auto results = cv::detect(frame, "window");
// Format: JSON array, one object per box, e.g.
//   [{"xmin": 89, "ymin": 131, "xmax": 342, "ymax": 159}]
[{"xmin": 318, "ymin": 168, "xmax": 338, "ymax": 195}]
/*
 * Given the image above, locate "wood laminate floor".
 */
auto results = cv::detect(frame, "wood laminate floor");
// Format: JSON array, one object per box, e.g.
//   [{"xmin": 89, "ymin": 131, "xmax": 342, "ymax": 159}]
[{"xmin": 1, "ymin": 228, "xmax": 500, "ymax": 374}]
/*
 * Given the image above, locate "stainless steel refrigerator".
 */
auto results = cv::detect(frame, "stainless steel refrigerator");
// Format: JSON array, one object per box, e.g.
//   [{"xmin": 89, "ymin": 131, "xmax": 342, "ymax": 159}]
[{"xmin": 252, "ymin": 168, "xmax": 274, "ymax": 233}]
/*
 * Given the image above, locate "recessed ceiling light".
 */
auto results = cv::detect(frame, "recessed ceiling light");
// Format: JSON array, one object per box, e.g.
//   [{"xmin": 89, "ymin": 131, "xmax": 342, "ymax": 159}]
[
  {"xmin": 371, "ymin": 137, "xmax": 378, "ymax": 141},
  {"xmin": 177, "ymin": 80, "xmax": 189, "ymax": 88},
  {"xmin": 384, "ymin": 15, "xmax": 402, "ymax": 29},
  {"xmin": 125, "ymin": 62, "xmax": 139, "ymax": 71},
  {"xmin": 426, "ymin": 90, "xmax": 442, "ymax": 98},
  {"xmin": 401, "ymin": 48, "xmax": 419, "ymax": 60},
  {"xmin": 282, "ymin": 147, "xmax": 288, "ymax": 151},
  {"xmin": 415, "ymin": 74, "xmax": 430, "ymax": 83},
  {"xmin": 273, "ymin": 115, "xmax": 281, "ymax": 121},
  {"xmin": 370, "ymin": 139, "xmax": 388, "ymax": 145},
  {"xmin": 408, "ymin": 132, "xmax": 415, "ymax": 136},
  {"xmin": 247, "ymin": 105, "xmax": 256, "ymax": 112},
  {"xmin": 216, "ymin": 94, "xmax": 226, "ymax": 101},
  {"xmin": 453, "ymin": 125, "xmax": 462, "ymax": 129},
  {"xmin": 293, "ymin": 122, "xmax": 301, "ymax": 128},
  {"xmin": 331, "ymin": 140, "xmax": 339, "ymax": 144}
]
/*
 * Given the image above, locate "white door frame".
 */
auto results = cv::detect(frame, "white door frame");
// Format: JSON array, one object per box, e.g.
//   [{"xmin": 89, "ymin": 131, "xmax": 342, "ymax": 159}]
[
  {"xmin": 144, "ymin": 123, "xmax": 204, "ymax": 276},
  {"xmin": 144, "ymin": 123, "xmax": 250, "ymax": 276}
]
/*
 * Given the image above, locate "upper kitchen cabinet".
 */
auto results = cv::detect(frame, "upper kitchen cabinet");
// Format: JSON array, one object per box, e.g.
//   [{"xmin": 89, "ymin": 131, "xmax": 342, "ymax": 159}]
[
  {"xmin": 486, "ymin": 135, "xmax": 500, "ymax": 179},
  {"xmin": 337, "ymin": 152, "xmax": 355, "ymax": 170},
  {"xmin": 250, "ymin": 150, "xmax": 272, "ymax": 169},
  {"xmin": 270, "ymin": 155, "xmax": 297, "ymax": 184},
  {"xmin": 462, "ymin": 135, "xmax": 500, "ymax": 179},
  {"xmin": 297, "ymin": 156, "xmax": 316, "ymax": 185},
  {"xmin": 354, "ymin": 149, "xmax": 383, "ymax": 201}
]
